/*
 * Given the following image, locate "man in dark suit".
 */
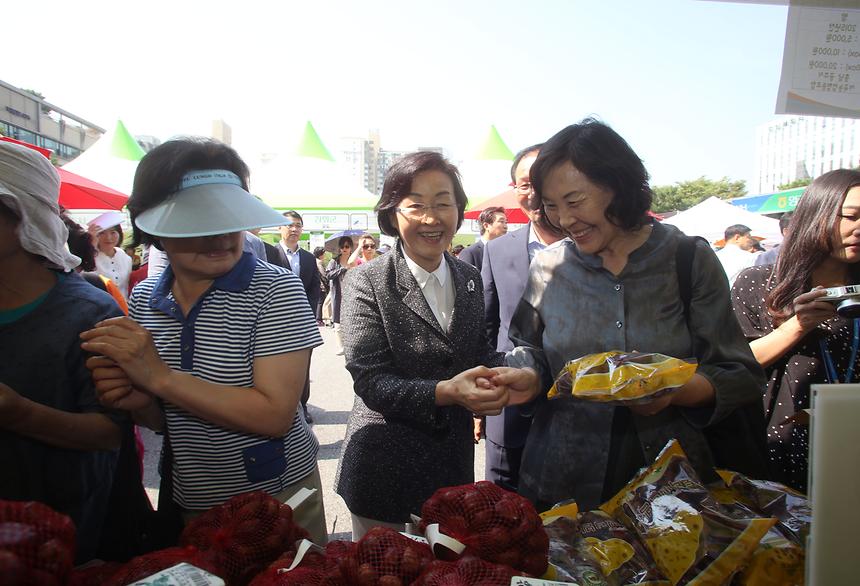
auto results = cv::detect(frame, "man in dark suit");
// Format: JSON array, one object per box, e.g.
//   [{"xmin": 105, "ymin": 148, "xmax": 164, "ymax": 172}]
[
  {"xmin": 270, "ymin": 211, "xmax": 321, "ymax": 423},
  {"xmin": 480, "ymin": 144, "xmax": 564, "ymax": 491},
  {"xmin": 457, "ymin": 206, "xmax": 507, "ymax": 272}
]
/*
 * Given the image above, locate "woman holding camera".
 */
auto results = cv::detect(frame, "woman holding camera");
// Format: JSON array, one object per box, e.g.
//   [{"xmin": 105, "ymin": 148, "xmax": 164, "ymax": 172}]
[{"xmin": 732, "ymin": 168, "xmax": 860, "ymax": 492}]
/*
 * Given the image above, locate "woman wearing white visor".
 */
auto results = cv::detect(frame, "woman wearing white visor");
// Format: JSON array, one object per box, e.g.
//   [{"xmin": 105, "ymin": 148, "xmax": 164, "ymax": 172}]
[{"xmin": 81, "ymin": 138, "xmax": 327, "ymax": 543}]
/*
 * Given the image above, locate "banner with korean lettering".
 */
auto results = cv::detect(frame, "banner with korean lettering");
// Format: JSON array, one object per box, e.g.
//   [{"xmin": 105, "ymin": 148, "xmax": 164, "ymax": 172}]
[{"xmin": 776, "ymin": 4, "xmax": 860, "ymax": 119}]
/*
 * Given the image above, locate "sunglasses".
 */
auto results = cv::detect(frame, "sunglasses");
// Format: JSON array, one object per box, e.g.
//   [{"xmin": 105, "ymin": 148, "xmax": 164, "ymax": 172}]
[{"xmin": 363, "ymin": 243, "xmax": 376, "ymax": 250}]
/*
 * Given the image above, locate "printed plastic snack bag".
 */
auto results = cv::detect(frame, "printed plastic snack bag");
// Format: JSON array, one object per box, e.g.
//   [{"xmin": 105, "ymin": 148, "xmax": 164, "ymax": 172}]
[
  {"xmin": 601, "ymin": 440, "xmax": 775, "ymax": 586},
  {"xmin": 542, "ymin": 515, "xmax": 610, "ymax": 586},
  {"xmin": 734, "ymin": 526, "xmax": 805, "ymax": 586},
  {"xmin": 548, "ymin": 351, "xmax": 697, "ymax": 404},
  {"xmin": 542, "ymin": 508, "xmax": 668, "ymax": 586},
  {"xmin": 576, "ymin": 510, "xmax": 670, "ymax": 585},
  {"xmin": 715, "ymin": 470, "xmax": 810, "ymax": 546}
]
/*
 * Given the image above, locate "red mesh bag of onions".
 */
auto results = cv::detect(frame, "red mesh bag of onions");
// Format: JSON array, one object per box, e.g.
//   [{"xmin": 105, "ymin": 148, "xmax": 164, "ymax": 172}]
[
  {"xmin": 67, "ymin": 562, "xmax": 123, "ymax": 586},
  {"xmin": 103, "ymin": 546, "xmax": 224, "ymax": 586},
  {"xmin": 335, "ymin": 526, "xmax": 434, "ymax": 586},
  {"xmin": 418, "ymin": 481, "xmax": 549, "ymax": 576},
  {"xmin": 180, "ymin": 491, "xmax": 309, "ymax": 585},
  {"xmin": 414, "ymin": 556, "xmax": 524, "ymax": 586},
  {"xmin": 0, "ymin": 500, "xmax": 76, "ymax": 586},
  {"xmin": 250, "ymin": 541, "xmax": 357, "ymax": 586}
]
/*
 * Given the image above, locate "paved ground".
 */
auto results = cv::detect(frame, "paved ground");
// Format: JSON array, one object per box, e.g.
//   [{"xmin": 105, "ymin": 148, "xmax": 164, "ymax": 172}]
[{"xmin": 141, "ymin": 324, "xmax": 486, "ymax": 542}]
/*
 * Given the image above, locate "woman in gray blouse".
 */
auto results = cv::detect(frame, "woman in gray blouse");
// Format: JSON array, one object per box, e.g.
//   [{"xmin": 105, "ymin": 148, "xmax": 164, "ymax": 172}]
[{"xmin": 495, "ymin": 119, "xmax": 768, "ymax": 511}]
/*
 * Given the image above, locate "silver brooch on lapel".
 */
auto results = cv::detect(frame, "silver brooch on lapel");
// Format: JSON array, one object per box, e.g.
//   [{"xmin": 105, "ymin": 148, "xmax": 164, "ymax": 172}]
[{"xmin": 467, "ymin": 279, "xmax": 476, "ymax": 292}]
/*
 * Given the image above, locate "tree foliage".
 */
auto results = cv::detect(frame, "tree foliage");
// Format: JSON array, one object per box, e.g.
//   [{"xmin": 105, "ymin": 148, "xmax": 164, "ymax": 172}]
[
  {"xmin": 776, "ymin": 178, "xmax": 812, "ymax": 191},
  {"xmin": 651, "ymin": 176, "xmax": 747, "ymax": 213}
]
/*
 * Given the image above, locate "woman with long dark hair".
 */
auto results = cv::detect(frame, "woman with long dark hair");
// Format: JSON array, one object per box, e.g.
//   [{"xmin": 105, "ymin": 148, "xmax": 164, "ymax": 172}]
[{"xmin": 732, "ymin": 168, "xmax": 860, "ymax": 492}]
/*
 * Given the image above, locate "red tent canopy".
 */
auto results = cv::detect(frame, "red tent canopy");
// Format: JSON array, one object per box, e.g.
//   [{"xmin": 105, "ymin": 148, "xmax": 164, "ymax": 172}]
[
  {"xmin": 57, "ymin": 168, "xmax": 128, "ymax": 210},
  {"xmin": 0, "ymin": 136, "xmax": 53, "ymax": 158},
  {"xmin": 0, "ymin": 136, "xmax": 128, "ymax": 210},
  {"xmin": 464, "ymin": 188, "xmax": 529, "ymax": 223}
]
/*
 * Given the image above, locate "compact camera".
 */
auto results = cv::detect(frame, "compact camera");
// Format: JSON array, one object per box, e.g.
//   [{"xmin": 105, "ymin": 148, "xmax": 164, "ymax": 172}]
[{"xmin": 820, "ymin": 285, "xmax": 860, "ymax": 318}]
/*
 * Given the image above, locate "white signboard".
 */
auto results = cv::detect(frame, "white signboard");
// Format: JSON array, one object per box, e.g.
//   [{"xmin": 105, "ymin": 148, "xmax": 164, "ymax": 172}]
[
  {"xmin": 350, "ymin": 213, "xmax": 369, "ymax": 230},
  {"xmin": 309, "ymin": 233, "xmax": 325, "ymax": 250},
  {"xmin": 776, "ymin": 5, "xmax": 860, "ymax": 118},
  {"xmin": 303, "ymin": 213, "xmax": 349, "ymax": 231}
]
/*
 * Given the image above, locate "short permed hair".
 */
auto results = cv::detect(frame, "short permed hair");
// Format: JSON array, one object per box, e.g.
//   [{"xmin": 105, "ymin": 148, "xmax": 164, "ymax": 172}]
[
  {"xmin": 530, "ymin": 118, "xmax": 652, "ymax": 232},
  {"xmin": 374, "ymin": 151, "xmax": 467, "ymax": 238}
]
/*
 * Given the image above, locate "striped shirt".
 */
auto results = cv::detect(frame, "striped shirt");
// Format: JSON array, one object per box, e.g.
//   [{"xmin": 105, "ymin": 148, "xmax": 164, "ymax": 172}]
[{"xmin": 130, "ymin": 252, "xmax": 322, "ymax": 509}]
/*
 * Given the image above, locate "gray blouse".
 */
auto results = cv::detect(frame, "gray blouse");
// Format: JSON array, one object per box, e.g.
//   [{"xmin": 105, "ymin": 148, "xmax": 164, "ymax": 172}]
[{"xmin": 507, "ymin": 221, "xmax": 764, "ymax": 510}]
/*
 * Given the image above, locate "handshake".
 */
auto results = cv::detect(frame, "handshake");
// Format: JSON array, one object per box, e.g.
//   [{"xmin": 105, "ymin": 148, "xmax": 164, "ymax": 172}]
[{"xmin": 435, "ymin": 366, "xmax": 540, "ymax": 417}]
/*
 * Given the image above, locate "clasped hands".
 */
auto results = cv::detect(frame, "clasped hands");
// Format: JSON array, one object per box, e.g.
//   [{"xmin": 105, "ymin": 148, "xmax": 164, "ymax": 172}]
[
  {"xmin": 438, "ymin": 366, "xmax": 540, "ymax": 417},
  {"xmin": 79, "ymin": 316, "xmax": 172, "ymax": 412}
]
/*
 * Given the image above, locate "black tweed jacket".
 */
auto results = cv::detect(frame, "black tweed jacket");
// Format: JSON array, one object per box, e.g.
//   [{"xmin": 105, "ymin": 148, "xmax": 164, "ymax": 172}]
[{"xmin": 334, "ymin": 241, "xmax": 504, "ymax": 522}]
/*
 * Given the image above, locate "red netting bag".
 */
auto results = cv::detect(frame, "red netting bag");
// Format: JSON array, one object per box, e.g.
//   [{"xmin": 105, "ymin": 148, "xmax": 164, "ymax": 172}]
[
  {"xmin": 414, "ymin": 556, "xmax": 523, "ymax": 586},
  {"xmin": 180, "ymin": 491, "xmax": 309, "ymax": 585},
  {"xmin": 103, "ymin": 546, "xmax": 224, "ymax": 586},
  {"xmin": 0, "ymin": 500, "xmax": 76, "ymax": 586},
  {"xmin": 67, "ymin": 562, "xmax": 123, "ymax": 586},
  {"xmin": 332, "ymin": 527, "xmax": 434, "ymax": 586},
  {"xmin": 249, "ymin": 541, "xmax": 357, "ymax": 586},
  {"xmin": 418, "ymin": 481, "xmax": 549, "ymax": 576}
]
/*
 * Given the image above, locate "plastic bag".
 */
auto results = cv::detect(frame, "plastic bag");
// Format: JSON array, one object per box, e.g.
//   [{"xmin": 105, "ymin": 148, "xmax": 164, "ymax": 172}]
[
  {"xmin": 548, "ymin": 351, "xmax": 697, "ymax": 404},
  {"xmin": 575, "ymin": 510, "xmax": 669, "ymax": 585},
  {"xmin": 542, "ymin": 515, "xmax": 610, "ymax": 586},
  {"xmin": 601, "ymin": 440, "xmax": 775, "ymax": 585},
  {"xmin": 715, "ymin": 470, "xmax": 810, "ymax": 545},
  {"xmin": 419, "ymin": 481, "xmax": 548, "ymax": 576}
]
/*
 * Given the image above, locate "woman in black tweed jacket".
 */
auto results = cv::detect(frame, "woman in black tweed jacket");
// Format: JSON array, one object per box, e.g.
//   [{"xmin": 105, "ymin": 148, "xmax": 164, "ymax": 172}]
[{"xmin": 334, "ymin": 152, "xmax": 529, "ymax": 538}]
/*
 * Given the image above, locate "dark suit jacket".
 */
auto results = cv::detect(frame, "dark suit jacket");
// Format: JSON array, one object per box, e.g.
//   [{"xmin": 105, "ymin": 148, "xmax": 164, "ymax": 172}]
[
  {"xmin": 457, "ymin": 239, "xmax": 485, "ymax": 272},
  {"xmin": 481, "ymin": 224, "xmax": 533, "ymax": 449},
  {"xmin": 334, "ymin": 242, "xmax": 504, "ymax": 522},
  {"xmin": 267, "ymin": 242, "xmax": 320, "ymax": 312}
]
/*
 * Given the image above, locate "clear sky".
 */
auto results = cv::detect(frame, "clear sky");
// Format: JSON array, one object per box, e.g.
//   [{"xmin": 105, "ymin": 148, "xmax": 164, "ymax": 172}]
[{"xmin": 4, "ymin": 0, "xmax": 788, "ymax": 191}]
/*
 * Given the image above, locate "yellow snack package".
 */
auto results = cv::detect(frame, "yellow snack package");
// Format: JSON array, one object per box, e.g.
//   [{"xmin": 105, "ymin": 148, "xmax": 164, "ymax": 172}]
[
  {"xmin": 715, "ymin": 470, "xmax": 810, "ymax": 545},
  {"xmin": 601, "ymin": 440, "xmax": 776, "ymax": 585},
  {"xmin": 548, "ymin": 351, "xmax": 697, "ymax": 404},
  {"xmin": 577, "ymin": 510, "xmax": 670, "ymax": 585},
  {"xmin": 735, "ymin": 527, "xmax": 805, "ymax": 586}
]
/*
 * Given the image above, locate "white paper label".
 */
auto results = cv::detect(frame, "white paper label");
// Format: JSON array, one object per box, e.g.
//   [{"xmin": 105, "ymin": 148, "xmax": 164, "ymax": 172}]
[{"xmin": 131, "ymin": 562, "xmax": 225, "ymax": 586}]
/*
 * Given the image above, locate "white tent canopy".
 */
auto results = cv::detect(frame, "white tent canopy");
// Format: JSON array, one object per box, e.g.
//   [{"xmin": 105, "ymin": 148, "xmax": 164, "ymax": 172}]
[
  {"xmin": 251, "ymin": 156, "xmax": 377, "ymax": 209},
  {"xmin": 662, "ymin": 197, "xmax": 782, "ymax": 244},
  {"xmin": 61, "ymin": 120, "xmax": 145, "ymax": 196}
]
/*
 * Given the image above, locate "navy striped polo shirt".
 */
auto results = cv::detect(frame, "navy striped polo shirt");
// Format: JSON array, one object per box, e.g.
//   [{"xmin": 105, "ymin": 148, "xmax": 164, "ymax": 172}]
[{"xmin": 130, "ymin": 252, "xmax": 322, "ymax": 509}]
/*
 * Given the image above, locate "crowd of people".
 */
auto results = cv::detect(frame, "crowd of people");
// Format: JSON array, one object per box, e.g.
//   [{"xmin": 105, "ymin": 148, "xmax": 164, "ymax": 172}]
[{"xmin": 2, "ymin": 117, "xmax": 858, "ymax": 564}]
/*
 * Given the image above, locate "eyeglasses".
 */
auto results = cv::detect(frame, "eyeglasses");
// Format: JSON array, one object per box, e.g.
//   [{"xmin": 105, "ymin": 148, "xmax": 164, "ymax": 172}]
[
  {"xmin": 396, "ymin": 203, "xmax": 457, "ymax": 218},
  {"xmin": 362, "ymin": 243, "xmax": 376, "ymax": 250},
  {"xmin": 513, "ymin": 182, "xmax": 533, "ymax": 195}
]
